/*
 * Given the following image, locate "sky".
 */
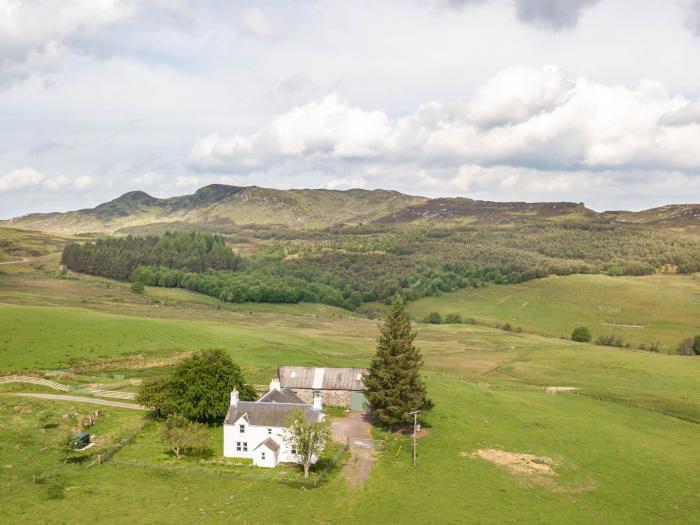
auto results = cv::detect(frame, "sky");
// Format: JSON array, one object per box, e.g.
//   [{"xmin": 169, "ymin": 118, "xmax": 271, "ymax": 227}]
[{"xmin": 2, "ymin": 0, "xmax": 700, "ymax": 218}]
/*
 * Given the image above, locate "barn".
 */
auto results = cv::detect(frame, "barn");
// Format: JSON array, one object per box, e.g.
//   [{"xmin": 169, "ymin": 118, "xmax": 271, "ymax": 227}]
[{"xmin": 277, "ymin": 366, "xmax": 368, "ymax": 411}]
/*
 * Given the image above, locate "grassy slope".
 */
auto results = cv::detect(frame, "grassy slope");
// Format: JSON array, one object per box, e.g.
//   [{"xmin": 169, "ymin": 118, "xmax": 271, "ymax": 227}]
[
  {"xmin": 407, "ymin": 273, "xmax": 700, "ymax": 350},
  {"xmin": 1, "ymin": 264, "xmax": 700, "ymax": 523}
]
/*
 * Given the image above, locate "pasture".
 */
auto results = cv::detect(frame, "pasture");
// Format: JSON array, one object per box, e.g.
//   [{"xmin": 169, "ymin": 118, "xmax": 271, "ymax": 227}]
[
  {"xmin": 407, "ymin": 273, "xmax": 700, "ymax": 350},
  {"xmin": 1, "ymin": 258, "xmax": 700, "ymax": 523}
]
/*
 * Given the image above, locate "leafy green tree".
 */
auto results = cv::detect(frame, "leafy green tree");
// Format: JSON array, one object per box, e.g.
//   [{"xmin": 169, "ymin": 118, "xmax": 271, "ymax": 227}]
[
  {"xmin": 159, "ymin": 414, "xmax": 211, "ymax": 459},
  {"xmin": 137, "ymin": 376, "xmax": 176, "ymax": 417},
  {"xmin": 284, "ymin": 410, "xmax": 330, "ymax": 478},
  {"xmin": 169, "ymin": 349, "xmax": 256, "ymax": 423},
  {"xmin": 571, "ymin": 326, "xmax": 592, "ymax": 342},
  {"xmin": 364, "ymin": 298, "xmax": 432, "ymax": 428},
  {"xmin": 137, "ymin": 349, "xmax": 256, "ymax": 422}
]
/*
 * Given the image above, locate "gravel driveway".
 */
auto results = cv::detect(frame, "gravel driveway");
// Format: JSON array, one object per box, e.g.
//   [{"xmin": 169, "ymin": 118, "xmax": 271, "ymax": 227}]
[{"xmin": 331, "ymin": 412, "xmax": 375, "ymax": 486}]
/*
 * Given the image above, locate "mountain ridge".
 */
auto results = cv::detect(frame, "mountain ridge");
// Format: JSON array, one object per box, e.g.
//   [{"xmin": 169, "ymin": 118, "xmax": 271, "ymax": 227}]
[{"xmin": 3, "ymin": 184, "xmax": 700, "ymax": 234}]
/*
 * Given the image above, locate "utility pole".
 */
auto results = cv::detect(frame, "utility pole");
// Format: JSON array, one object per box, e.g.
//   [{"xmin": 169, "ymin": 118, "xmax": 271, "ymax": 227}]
[{"xmin": 409, "ymin": 410, "xmax": 420, "ymax": 467}]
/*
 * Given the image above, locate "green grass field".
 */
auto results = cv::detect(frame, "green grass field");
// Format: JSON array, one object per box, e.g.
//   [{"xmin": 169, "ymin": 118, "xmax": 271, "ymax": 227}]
[
  {"xmin": 407, "ymin": 273, "xmax": 700, "ymax": 351},
  {"xmin": 2, "ymin": 260, "xmax": 700, "ymax": 523}
]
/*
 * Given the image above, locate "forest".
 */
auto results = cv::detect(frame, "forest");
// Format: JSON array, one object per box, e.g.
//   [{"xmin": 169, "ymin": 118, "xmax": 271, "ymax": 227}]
[{"xmin": 61, "ymin": 223, "xmax": 700, "ymax": 310}]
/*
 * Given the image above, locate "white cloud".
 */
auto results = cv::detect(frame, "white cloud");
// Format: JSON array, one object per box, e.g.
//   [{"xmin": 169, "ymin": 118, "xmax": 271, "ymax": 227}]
[
  {"xmin": 0, "ymin": 166, "xmax": 44, "ymax": 191},
  {"xmin": 73, "ymin": 175, "xmax": 94, "ymax": 190},
  {"xmin": 240, "ymin": 8, "xmax": 279, "ymax": 38},
  {"xmin": 190, "ymin": 66, "xmax": 700, "ymax": 177},
  {"xmin": 323, "ymin": 177, "xmax": 367, "ymax": 190},
  {"xmin": 42, "ymin": 174, "xmax": 71, "ymax": 192},
  {"xmin": 0, "ymin": 0, "xmax": 136, "ymax": 83}
]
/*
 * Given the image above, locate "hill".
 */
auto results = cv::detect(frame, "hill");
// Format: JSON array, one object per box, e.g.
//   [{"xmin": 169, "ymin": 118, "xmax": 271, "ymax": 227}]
[
  {"xmin": 4, "ymin": 184, "xmax": 700, "ymax": 234},
  {"xmin": 2, "ymin": 185, "xmax": 427, "ymax": 234}
]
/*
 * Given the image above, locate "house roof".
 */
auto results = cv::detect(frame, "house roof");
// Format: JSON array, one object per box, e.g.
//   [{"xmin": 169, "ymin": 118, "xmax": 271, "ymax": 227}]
[
  {"xmin": 278, "ymin": 366, "xmax": 368, "ymax": 391},
  {"xmin": 258, "ymin": 387, "xmax": 305, "ymax": 404},
  {"xmin": 225, "ymin": 401, "xmax": 322, "ymax": 427},
  {"xmin": 254, "ymin": 437, "xmax": 280, "ymax": 452}
]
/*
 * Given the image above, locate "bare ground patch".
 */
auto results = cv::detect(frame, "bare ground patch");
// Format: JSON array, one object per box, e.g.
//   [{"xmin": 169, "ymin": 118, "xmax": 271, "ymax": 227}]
[
  {"xmin": 467, "ymin": 449, "xmax": 556, "ymax": 477},
  {"xmin": 465, "ymin": 449, "xmax": 597, "ymax": 493}
]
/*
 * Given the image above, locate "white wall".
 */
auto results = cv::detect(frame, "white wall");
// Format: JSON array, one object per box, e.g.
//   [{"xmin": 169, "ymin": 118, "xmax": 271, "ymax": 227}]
[{"xmin": 223, "ymin": 417, "xmax": 325, "ymax": 466}]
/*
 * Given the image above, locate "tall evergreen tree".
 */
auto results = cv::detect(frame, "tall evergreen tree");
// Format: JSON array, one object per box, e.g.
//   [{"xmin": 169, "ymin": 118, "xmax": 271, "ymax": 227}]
[{"xmin": 364, "ymin": 298, "xmax": 432, "ymax": 428}]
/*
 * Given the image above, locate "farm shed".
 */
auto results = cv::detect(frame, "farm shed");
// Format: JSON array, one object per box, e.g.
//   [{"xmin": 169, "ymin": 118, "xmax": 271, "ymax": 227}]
[{"xmin": 277, "ymin": 366, "xmax": 368, "ymax": 411}]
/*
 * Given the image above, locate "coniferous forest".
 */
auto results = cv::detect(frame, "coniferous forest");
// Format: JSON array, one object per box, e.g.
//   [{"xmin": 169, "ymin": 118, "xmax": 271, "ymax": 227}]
[{"xmin": 60, "ymin": 222, "xmax": 700, "ymax": 311}]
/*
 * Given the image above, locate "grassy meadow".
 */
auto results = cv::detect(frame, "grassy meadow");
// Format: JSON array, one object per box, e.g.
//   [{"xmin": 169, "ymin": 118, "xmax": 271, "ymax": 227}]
[
  {"xmin": 407, "ymin": 273, "xmax": 700, "ymax": 351},
  {"xmin": 1, "ymin": 235, "xmax": 700, "ymax": 523}
]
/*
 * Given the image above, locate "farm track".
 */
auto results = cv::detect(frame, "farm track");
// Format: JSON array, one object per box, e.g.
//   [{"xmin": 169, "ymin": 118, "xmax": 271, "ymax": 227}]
[
  {"xmin": 0, "ymin": 375, "xmax": 138, "ymax": 399},
  {"xmin": 12, "ymin": 393, "xmax": 147, "ymax": 410}
]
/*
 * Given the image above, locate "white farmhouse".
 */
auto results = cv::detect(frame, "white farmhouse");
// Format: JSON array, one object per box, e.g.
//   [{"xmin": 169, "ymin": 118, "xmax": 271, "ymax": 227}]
[{"xmin": 223, "ymin": 379, "xmax": 325, "ymax": 468}]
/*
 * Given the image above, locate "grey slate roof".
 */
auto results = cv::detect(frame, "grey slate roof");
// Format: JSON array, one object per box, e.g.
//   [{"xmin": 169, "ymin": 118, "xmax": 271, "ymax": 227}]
[
  {"xmin": 254, "ymin": 437, "xmax": 280, "ymax": 452},
  {"xmin": 258, "ymin": 387, "xmax": 305, "ymax": 404},
  {"xmin": 225, "ymin": 400, "xmax": 322, "ymax": 427},
  {"xmin": 278, "ymin": 366, "xmax": 367, "ymax": 391}
]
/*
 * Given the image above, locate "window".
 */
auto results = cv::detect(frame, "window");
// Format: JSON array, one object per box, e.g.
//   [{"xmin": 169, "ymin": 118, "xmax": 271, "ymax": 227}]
[
  {"xmin": 291, "ymin": 447, "xmax": 297, "ymax": 455},
  {"xmin": 261, "ymin": 452, "xmax": 266, "ymax": 460},
  {"xmin": 242, "ymin": 442, "xmax": 248, "ymax": 452},
  {"xmin": 239, "ymin": 424, "xmax": 245, "ymax": 433},
  {"xmin": 236, "ymin": 442, "xmax": 242, "ymax": 452},
  {"xmin": 267, "ymin": 428, "xmax": 272, "ymax": 435}
]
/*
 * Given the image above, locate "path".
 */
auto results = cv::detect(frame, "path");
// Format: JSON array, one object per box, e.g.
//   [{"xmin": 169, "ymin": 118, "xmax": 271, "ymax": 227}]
[
  {"xmin": 12, "ymin": 393, "xmax": 147, "ymax": 410},
  {"xmin": 0, "ymin": 375, "xmax": 137, "ymax": 400},
  {"xmin": 0, "ymin": 257, "xmax": 30, "ymax": 265},
  {"xmin": 331, "ymin": 412, "xmax": 375, "ymax": 486}
]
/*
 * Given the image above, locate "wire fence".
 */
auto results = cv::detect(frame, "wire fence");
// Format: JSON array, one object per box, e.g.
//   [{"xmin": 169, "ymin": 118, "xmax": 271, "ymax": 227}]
[{"xmin": 107, "ymin": 440, "xmax": 349, "ymax": 488}]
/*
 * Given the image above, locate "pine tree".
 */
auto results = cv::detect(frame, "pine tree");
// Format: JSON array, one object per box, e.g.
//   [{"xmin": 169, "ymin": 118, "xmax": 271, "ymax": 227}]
[{"xmin": 364, "ymin": 298, "xmax": 432, "ymax": 428}]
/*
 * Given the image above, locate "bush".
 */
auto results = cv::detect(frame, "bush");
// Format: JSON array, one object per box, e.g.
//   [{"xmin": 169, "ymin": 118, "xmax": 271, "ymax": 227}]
[
  {"xmin": 444, "ymin": 313, "xmax": 462, "ymax": 324},
  {"xmin": 595, "ymin": 334, "xmax": 625, "ymax": 348},
  {"xmin": 694, "ymin": 335, "xmax": 700, "ymax": 355},
  {"xmin": 571, "ymin": 326, "xmax": 592, "ymax": 342},
  {"xmin": 130, "ymin": 281, "xmax": 145, "ymax": 294},
  {"xmin": 424, "ymin": 312, "xmax": 442, "ymax": 324},
  {"xmin": 502, "ymin": 323, "xmax": 512, "ymax": 332}
]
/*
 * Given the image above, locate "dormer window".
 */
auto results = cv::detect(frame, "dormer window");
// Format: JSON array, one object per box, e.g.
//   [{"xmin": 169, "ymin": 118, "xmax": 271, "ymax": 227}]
[
  {"xmin": 239, "ymin": 424, "xmax": 245, "ymax": 433},
  {"xmin": 267, "ymin": 428, "xmax": 272, "ymax": 435}
]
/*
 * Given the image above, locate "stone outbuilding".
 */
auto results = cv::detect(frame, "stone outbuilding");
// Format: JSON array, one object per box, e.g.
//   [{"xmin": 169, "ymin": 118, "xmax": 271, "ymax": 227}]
[{"xmin": 277, "ymin": 366, "xmax": 368, "ymax": 411}]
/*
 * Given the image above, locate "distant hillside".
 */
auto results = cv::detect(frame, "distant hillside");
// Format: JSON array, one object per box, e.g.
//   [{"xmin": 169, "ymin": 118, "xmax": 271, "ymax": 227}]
[
  {"xmin": 3, "ymin": 184, "xmax": 700, "ymax": 234},
  {"xmin": 375, "ymin": 198, "xmax": 598, "ymax": 225},
  {"xmin": 2, "ymin": 185, "xmax": 427, "ymax": 234}
]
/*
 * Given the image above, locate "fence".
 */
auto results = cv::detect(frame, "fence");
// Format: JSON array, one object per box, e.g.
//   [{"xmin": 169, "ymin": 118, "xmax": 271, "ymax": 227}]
[{"xmin": 83, "ymin": 420, "xmax": 147, "ymax": 469}]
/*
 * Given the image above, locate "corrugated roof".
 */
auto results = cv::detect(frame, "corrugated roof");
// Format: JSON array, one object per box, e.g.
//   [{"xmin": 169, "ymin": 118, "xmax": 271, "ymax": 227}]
[{"xmin": 278, "ymin": 366, "xmax": 367, "ymax": 391}]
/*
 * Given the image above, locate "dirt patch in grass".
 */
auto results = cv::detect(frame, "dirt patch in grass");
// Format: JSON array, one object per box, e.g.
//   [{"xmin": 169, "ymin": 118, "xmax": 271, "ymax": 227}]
[
  {"xmin": 74, "ymin": 352, "xmax": 192, "ymax": 372},
  {"xmin": 466, "ymin": 449, "xmax": 556, "ymax": 477}
]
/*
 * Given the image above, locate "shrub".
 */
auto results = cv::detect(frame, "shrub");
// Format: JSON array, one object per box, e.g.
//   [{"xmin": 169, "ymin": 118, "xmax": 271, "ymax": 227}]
[
  {"xmin": 424, "ymin": 312, "xmax": 442, "ymax": 324},
  {"xmin": 571, "ymin": 326, "xmax": 592, "ymax": 342},
  {"xmin": 596, "ymin": 334, "xmax": 625, "ymax": 348},
  {"xmin": 694, "ymin": 335, "xmax": 700, "ymax": 355},
  {"xmin": 444, "ymin": 313, "xmax": 462, "ymax": 324},
  {"xmin": 502, "ymin": 323, "xmax": 512, "ymax": 332},
  {"xmin": 130, "ymin": 281, "xmax": 145, "ymax": 294}
]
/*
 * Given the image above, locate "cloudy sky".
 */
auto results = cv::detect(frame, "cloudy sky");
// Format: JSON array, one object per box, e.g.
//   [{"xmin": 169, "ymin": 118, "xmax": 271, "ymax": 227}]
[{"xmin": 2, "ymin": 0, "xmax": 700, "ymax": 218}]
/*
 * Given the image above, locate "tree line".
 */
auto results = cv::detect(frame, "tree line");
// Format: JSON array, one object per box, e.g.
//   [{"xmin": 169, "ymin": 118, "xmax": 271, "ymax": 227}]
[{"xmin": 61, "ymin": 232, "xmax": 241, "ymax": 280}]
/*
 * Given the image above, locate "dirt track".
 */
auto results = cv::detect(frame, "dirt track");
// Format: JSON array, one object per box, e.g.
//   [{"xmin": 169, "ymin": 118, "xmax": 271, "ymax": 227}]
[
  {"xmin": 331, "ymin": 412, "xmax": 375, "ymax": 486},
  {"xmin": 12, "ymin": 393, "xmax": 147, "ymax": 410}
]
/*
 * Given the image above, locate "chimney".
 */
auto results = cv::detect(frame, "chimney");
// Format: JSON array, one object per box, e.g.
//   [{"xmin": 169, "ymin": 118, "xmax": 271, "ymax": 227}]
[
  {"xmin": 270, "ymin": 378, "xmax": 281, "ymax": 391},
  {"xmin": 312, "ymin": 390, "xmax": 322, "ymax": 410},
  {"xmin": 230, "ymin": 388, "xmax": 239, "ymax": 407}
]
